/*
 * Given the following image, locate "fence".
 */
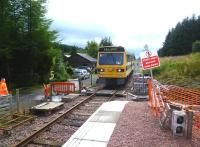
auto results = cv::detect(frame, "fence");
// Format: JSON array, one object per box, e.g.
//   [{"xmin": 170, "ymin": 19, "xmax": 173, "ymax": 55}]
[
  {"xmin": 44, "ymin": 82, "xmax": 75, "ymax": 99},
  {"xmin": 0, "ymin": 95, "xmax": 12, "ymax": 116},
  {"xmin": 147, "ymin": 79, "xmax": 200, "ymax": 133},
  {"xmin": 132, "ymin": 77, "xmax": 149, "ymax": 95}
]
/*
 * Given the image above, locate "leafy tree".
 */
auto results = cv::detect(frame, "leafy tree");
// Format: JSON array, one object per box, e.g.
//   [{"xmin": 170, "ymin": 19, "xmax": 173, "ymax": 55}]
[
  {"xmin": 159, "ymin": 15, "xmax": 200, "ymax": 56},
  {"xmin": 51, "ymin": 49, "xmax": 69, "ymax": 81},
  {"xmin": 0, "ymin": 0, "xmax": 59, "ymax": 87},
  {"xmin": 85, "ymin": 40, "xmax": 99, "ymax": 58},
  {"xmin": 54, "ymin": 43, "xmax": 83, "ymax": 54},
  {"xmin": 99, "ymin": 37, "xmax": 113, "ymax": 47},
  {"xmin": 192, "ymin": 40, "xmax": 200, "ymax": 52},
  {"xmin": 70, "ymin": 48, "xmax": 77, "ymax": 55}
]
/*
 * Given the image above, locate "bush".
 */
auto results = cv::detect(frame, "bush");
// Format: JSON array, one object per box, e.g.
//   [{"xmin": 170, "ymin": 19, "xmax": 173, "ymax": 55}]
[
  {"xmin": 192, "ymin": 41, "xmax": 200, "ymax": 52},
  {"xmin": 154, "ymin": 53, "xmax": 200, "ymax": 88}
]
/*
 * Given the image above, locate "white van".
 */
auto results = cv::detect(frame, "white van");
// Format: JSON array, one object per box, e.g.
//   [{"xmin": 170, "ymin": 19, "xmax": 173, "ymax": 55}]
[{"xmin": 73, "ymin": 69, "xmax": 90, "ymax": 80}]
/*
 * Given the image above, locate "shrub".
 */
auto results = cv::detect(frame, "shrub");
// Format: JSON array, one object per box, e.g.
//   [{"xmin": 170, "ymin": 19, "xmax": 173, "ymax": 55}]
[{"xmin": 192, "ymin": 41, "xmax": 200, "ymax": 52}]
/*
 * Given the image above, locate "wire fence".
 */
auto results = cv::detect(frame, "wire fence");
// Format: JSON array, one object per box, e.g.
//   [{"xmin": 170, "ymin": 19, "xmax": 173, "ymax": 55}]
[{"xmin": 148, "ymin": 79, "xmax": 200, "ymax": 133}]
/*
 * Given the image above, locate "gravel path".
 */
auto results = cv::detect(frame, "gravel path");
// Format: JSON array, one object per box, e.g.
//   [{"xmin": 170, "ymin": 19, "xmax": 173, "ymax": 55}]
[{"xmin": 107, "ymin": 101, "xmax": 200, "ymax": 147}]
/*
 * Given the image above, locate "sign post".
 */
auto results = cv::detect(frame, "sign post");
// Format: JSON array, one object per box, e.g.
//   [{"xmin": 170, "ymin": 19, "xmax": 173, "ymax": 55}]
[
  {"xmin": 140, "ymin": 44, "xmax": 160, "ymax": 108},
  {"xmin": 140, "ymin": 44, "xmax": 160, "ymax": 73}
]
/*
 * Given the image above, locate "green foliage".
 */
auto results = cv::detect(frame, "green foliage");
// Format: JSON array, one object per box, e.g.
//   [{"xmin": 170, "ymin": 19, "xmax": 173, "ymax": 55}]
[
  {"xmin": 99, "ymin": 37, "xmax": 113, "ymax": 47},
  {"xmin": 154, "ymin": 53, "xmax": 200, "ymax": 89},
  {"xmin": 192, "ymin": 40, "xmax": 200, "ymax": 52},
  {"xmin": 85, "ymin": 40, "xmax": 99, "ymax": 58},
  {"xmin": 65, "ymin": 62, "xmax": 73, "ymax": 76},
  {"xmin": 54, "ymin": 43, "xmax": 83, "ymax": 54},
  {"xmin": 51, "ymin": 49, "xmax": 69, "ymax": 82},
  {"xmin": 159, "ymin": 15, "xmax": 200, "ymax": 56},
  {"xmin": 0, "ymin": 0, "xmax": 59, "ymax": 87}
]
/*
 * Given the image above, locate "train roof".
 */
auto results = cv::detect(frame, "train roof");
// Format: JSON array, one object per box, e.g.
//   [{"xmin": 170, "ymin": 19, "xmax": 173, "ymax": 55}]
[
  {"xmin": 99, "ymin": 46, "xmax": 124, "ymax": 49},
  {"xmin": 99, "ymin": 46, "xmax": 125, "ymax": 52}
]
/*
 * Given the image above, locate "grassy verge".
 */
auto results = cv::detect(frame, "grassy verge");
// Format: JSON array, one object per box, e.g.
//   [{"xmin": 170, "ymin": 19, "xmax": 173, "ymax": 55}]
[
  {"xmin": 153, "ymin": 53, "xmax": 200, "ymax": 89},
  {"xmin": 10, "ymin": 84, "xmax": 43, "ymax": 95}
]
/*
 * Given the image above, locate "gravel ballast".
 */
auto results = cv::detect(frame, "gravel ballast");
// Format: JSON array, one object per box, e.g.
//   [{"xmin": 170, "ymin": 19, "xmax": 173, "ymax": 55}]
[{"xmin": 107, "ymin": 101, "xmax": 200, "ymax": 147}]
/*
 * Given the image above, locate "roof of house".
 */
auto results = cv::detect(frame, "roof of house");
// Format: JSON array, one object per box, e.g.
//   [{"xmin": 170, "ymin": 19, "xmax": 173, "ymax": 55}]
[{"xmin": 77, "ymin": 53, "xmax": 96, "ymax": 62}]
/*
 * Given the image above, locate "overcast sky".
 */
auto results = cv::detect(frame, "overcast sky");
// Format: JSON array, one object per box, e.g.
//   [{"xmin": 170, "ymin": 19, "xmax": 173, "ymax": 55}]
[{"xmin": 46, "ymin": 0, "xmax": 200, "ymax": 56}]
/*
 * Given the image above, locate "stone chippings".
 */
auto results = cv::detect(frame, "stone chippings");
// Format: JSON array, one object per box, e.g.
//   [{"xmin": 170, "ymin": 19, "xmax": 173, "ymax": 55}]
[
  {"xmin": 0, "ymin": 96, "xmax": 88, "ymax": 146},
  {"xmin": 107, "ymin": 101, "xmax": 200, "ymax": 147}
]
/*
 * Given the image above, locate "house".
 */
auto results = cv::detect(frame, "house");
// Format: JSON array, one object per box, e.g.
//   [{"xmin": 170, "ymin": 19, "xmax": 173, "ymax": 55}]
[{"xmin": 64, "ymin": 53, "xmax": 96, "ymax": 69}]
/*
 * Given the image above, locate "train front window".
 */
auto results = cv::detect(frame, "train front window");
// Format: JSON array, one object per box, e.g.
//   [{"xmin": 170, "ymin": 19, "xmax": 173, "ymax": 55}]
[{"xmin": 99, "ymin": 53, "xmax": 123, "ymax": 65}]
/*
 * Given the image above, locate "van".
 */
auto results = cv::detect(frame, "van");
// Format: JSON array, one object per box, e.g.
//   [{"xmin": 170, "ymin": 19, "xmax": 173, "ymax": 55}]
[{"xmin": 73, "ymin": 69, "xmax": 90, "ymax": 80}]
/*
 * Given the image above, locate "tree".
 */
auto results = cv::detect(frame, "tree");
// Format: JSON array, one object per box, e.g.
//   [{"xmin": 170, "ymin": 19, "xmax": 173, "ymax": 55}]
[
  {"xmin": 0, "ymin": 0, "xmax": 59, "ymax": 87},
  {"xmin": 51, "ymin": 49, "xmax": 69, "ymax": 81},
  {"xmin": 159, "ymin": 15, "xmax": 200, "ymax": 56},
  {"xmin": 99, "ymin": 37, "xmax": 113, "ymax": 47},
  {"xmin": 192, "ymin": 40, "xmax": 200, "ymax": 52},
  {"xmin": 85, "ymin": 40, "xmax": 99, "ymax": 58}
]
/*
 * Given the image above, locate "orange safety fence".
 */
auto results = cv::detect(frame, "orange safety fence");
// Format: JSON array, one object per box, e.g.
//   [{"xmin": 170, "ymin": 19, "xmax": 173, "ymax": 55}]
[
  {"xmin": 43, "ymin": 82, "xmax": 75, "ymax": 98},
  {"xmin": 43, "ymin": 84, "xmax": 51, "ymax": 99},
  {"xmin": 148, "ymin": 79, "xmax": 164, "ymax": 117},
  {"xmin": 148, "ymin": 79, "xmax": 200, "ymax": 133}
]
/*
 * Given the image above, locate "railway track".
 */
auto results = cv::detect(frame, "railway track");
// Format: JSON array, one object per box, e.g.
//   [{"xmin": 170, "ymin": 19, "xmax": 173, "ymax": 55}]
[{"xmin": 12, "ymin": 88, "xmax": 117, "ymax": 147}]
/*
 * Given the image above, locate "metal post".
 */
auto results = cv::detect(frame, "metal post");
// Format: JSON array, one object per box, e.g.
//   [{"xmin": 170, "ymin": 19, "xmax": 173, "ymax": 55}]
[
  {"xmin": 185, "ymin": 110, "xmax": 193, "ymax": 139},
  {"xmin": 78, "ymin": 78, "xmax": 82, "ymax": 93},
  {"xmin": 16, "ymin": 89, "xmax": 20, "ymax": 113},
  {"xmin": 142, "ymin": 71, "xmax": 144, "ymax": 94},
  {"xmin": 9, "ymin": 94, "xmax": 13, "ymax": 115},
  {"xmin": 90, "ymin": 73, "xmax": 93, "ymax": 87},
  {"xmin": 150, "ymin": 69, "xmax": 153, "ymax": 79}
]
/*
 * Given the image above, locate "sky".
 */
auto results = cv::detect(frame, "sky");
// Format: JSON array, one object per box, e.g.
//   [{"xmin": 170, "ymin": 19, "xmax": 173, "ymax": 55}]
[{"xmin": 46, "ymin": 0, "xmax": 200, "ymax": 56}]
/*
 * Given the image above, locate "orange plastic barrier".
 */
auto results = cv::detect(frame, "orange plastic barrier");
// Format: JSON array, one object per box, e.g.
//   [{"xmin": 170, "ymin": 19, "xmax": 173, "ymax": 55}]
[
  {"xmin": 43, "ymin": 82, "xmax": 75, "ymax": 99},
  {"xmin": 50, "ymin": 82, "xmax": 75, "ymax": 95},
  {"xmin": 43, "ymin": 84, "xmax": 51, "ymax": 99},
  {"xmin": 148, "ymin": 79, "xmax": 200, "ymax": 134},
  {"xmin": 148, "ymin": 79, "xmax": 164, "ymax": 117}
]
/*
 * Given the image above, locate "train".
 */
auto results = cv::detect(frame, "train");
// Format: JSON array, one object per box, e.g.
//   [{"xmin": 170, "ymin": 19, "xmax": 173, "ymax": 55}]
[{"xmin": 96, "ymin": 46, "xmax": 134, "ymax": 85}]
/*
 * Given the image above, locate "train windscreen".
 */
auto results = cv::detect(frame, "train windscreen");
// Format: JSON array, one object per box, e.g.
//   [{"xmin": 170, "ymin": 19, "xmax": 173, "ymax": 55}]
[{"xmin": 99, "ymin": 53, "xmax": 123, "ymax": 65}]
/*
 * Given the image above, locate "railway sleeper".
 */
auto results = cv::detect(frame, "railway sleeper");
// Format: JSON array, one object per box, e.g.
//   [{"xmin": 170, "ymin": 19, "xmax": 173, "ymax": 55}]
[
  {"xmin": 65, "ymin": 119, "xmax": 85, "ymax": 127},
  {"xmin": 88, "ymin": 101, "xmax": 104, "ymax": 105},
  {"xmin": 77, "ymin": 108, "xmax": 96, "ymax": 114},
  {"xmin": 32, "ymin": 139, "xmax": 61, "ymax": 147},
  {"xmin": 78, "ymin": 105, "xmax": 98, "ymax": 110},
  {"xmin": 71, "ymin": 112, "xmax": 92, "ymax": 116},
  {"xmin": 64, "ymin": 115, "xmax": 88, "ymax": 122}
]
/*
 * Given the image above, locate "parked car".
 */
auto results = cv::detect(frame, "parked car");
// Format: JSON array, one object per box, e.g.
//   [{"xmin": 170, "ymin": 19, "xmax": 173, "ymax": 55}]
[
  {"xmin": 77, "ymin": 66, "xmax": 92, "ymax": 72},
  {"xmin": 73, "ymin": 69, "xmax": 90, "ymax": 80}
]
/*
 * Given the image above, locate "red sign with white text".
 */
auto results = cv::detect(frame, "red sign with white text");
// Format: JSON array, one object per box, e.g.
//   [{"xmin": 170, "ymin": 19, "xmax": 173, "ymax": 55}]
[
  {"xmin": 140, "ymin": 49, "xmax": 160, "ymax": 70},
  {"xmin": 141, "ymin": 55, "xmax": 160, "ymax": 69}
]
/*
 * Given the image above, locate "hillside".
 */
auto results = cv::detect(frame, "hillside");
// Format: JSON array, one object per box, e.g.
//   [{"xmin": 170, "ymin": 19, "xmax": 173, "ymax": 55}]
[{"xmin": 153, "ymin": 53, "xmax": 200, "ymax": 89}]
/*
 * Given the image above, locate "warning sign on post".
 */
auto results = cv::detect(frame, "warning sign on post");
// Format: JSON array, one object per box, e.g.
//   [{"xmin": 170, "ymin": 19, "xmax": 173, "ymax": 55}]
[{"xmin": 140, "ymin": 49, "xmax": 160, "ymax": 70}]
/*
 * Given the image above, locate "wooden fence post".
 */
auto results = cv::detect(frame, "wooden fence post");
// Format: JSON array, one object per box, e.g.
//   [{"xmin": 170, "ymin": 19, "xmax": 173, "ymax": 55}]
[{"xmin": 16, "ymin": 89, "xmax": 20, "ymax": 113}]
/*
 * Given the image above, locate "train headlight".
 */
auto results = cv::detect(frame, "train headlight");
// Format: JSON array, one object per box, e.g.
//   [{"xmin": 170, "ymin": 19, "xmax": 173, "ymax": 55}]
[
  {"xmin": 116, "ymin": 69, "xmax": 124, "ymax": 72},
  {"xmin": 97, "ymin": 68, "xmax": 104, "ymax": 72}
]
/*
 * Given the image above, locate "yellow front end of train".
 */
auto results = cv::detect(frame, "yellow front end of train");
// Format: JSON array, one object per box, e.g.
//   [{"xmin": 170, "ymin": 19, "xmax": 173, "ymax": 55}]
[{"xmin": 96, "ymin": 46, "xmax": 134, "ymax": 85}]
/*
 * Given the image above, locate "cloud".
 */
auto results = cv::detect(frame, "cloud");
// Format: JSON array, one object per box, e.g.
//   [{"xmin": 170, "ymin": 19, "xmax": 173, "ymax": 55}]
[
  {"xmin": 46, "ymin": 0, "xmax": 200, "ymax": 53},
  {"xmin": 50, "ymin": 21, "xmax": 113, "ymax": 47}
]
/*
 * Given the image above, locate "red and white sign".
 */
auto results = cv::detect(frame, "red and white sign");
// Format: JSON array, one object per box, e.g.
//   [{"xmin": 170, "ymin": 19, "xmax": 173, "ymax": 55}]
[{"xmin": 140, "ymin": 50, "xmax": 160, "ymax": 70}]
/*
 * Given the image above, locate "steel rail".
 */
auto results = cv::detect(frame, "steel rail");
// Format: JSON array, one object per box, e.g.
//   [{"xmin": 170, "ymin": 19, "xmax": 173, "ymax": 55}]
[{"xmin": 13, "ymin": 91, "xmax": 99, "ymax": 147}]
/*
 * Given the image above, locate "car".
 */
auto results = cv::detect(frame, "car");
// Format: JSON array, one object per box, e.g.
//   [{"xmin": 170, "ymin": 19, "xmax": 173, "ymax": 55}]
[
  {"xmin": 73, "ymin": 69, "xmax": 90, "ymax": 80},
  {"xmin": 77, "ymin": 66, "xmax": 92, "ymax": 72}
]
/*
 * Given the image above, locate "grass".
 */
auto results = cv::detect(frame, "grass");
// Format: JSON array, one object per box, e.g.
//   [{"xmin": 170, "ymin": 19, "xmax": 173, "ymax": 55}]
[
  {"xmin": 153, "ymin": 53, "xmax": 200, "ymax": 89},
  {"xmin": 10, "ymin": 84, "xmax": 43, "ymax": 95}
]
